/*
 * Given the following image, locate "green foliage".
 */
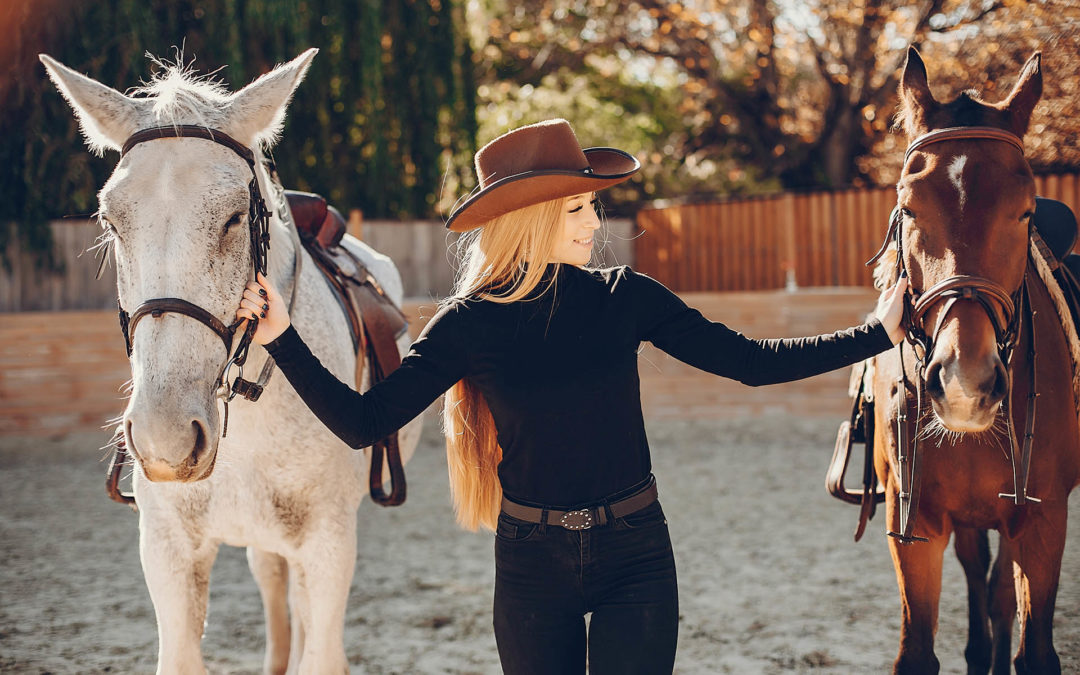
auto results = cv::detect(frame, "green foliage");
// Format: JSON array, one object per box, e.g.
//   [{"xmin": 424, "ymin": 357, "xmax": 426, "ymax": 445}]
[{"xmin": 1, "ymin": 0, "xmax": 477, "ymax": 265}]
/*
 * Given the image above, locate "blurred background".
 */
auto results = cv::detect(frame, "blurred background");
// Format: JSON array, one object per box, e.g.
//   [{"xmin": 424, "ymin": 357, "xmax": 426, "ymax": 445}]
[{"xmin": 4, "ymin": 0, "xmax": 1079, "ymax": 264}]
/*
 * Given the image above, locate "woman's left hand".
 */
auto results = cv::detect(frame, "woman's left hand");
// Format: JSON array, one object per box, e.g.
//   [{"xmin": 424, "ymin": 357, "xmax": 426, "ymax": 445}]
[{"xmin": 874, "ymin": 274, "xmax": 908, "ymax": 345}]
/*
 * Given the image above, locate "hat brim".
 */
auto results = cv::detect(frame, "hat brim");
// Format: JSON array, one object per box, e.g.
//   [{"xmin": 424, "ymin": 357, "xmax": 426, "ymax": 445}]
[{"xmin": 445, "ymin": 147, "xmax": 640, "ymax": 232}]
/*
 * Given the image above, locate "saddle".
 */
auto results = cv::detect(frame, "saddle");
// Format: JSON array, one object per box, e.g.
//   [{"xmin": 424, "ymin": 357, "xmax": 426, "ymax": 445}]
[
  {"xmin": 285, "ymin": 190, "xmax": 410, "ymax": 506},
  {"xmin": 827, "ymin": 196, "xmax": 1080, "ymax": 539}
]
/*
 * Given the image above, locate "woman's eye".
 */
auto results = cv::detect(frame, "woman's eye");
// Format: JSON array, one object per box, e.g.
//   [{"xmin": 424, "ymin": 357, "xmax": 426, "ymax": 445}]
[{"xmin": 568, "ymin": 204, "xmax": 584, "ymax": 214}]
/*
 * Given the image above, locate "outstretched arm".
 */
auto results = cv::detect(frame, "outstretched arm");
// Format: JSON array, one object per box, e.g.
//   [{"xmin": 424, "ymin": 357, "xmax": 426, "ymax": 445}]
[
  {"xmin": 237, "ymin": 274, "xmax": 467, "ymax": 448},
  {"xmin": 631, "ymin": 270, "xmax": 906, "ymax": 387}
]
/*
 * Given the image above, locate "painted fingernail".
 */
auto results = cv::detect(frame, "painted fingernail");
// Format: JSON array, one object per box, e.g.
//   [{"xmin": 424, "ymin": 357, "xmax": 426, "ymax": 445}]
[
  {"xmin": 259, "ymin": 289, "xmax": 267, "ymax": 297},
  {"xmin": 262, "ymin": 303, "xmax": 269, "ymax": 311},
  {"xmin": 260, "ymin": 311, "xmax": 266, "ymax": 318}
]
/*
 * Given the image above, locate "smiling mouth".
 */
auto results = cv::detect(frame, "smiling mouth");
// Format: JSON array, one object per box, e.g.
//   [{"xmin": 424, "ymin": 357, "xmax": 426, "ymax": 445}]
[{"xmin": 574, "ymin": 237, "xmax": 593, "ymax": 246}]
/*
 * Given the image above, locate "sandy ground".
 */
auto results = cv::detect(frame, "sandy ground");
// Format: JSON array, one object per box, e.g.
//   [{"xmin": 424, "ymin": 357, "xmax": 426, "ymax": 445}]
[{"xmin": 3, "ymin": 415, "xmax": 1080, "ymax": 674}]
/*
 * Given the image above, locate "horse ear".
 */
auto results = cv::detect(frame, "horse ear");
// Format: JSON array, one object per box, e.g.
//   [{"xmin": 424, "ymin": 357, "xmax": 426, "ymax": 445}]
[
  {"xmin": 225, "ymin": 48, "xmax": 318, "ymax": 149},
  {"xmin": 898, "ymin": 46, "xmax": 937, "ymax": 137},
  {"xmin": 39, "ymin": 54, "xmax": 141, "ymax": 156},
  {"xmin": 1001, "ymin": 53, "xmax": 1042, "ymax": 137}
]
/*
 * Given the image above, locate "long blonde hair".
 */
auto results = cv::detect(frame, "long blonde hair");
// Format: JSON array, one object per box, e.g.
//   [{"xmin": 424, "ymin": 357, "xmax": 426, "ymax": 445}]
[{"xmin": 442, "ymin": 198, "xmax": 567, "ymax": 531}]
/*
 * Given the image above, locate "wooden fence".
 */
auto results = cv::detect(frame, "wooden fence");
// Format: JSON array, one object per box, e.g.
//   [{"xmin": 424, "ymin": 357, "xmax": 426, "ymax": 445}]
[
  {"xmin": 0, "ymin": 218, "xmax": 635, "ymax": 312},
  {"xmin": 635, "ymin": 172, "xmax": 1080, "ymax": 292}
]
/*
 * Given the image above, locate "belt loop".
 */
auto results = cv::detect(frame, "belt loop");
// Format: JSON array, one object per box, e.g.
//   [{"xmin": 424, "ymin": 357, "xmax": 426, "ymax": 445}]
[
  {"xmin": 539, "ymin": 507, "xmax": 548, "ymax": 534},
  {"xmin": 600, "ymin": 502, "xmax": 614, "ymax": 526}
]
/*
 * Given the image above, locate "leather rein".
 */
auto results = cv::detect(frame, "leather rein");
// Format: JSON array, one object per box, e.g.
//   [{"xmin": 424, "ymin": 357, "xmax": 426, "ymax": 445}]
[{"xmin": 865, "ymin": 126, "xmax": 1039, "ymax": 544}]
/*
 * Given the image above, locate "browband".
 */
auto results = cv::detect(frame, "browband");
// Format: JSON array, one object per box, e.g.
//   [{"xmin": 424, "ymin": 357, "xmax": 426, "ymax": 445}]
[
  {"xmin": 904, "ymin": 126, "xmax": 1024, "ymax": 164},
  {"xmin": 121, "ymin": 125, "xmax": 257, "ymax": 168}
]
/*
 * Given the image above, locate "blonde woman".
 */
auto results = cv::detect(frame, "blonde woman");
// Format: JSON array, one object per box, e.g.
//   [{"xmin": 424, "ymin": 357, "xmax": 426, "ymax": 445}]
[{"xmin": 238, "ymin": 119, "xmax": 907, "ymax": 674}]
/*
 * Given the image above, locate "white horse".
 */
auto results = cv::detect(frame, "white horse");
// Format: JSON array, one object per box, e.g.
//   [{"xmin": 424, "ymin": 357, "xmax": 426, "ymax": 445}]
[{"xmin": 41, "ymin": 49, "xmax": 421, "ymax": 673}]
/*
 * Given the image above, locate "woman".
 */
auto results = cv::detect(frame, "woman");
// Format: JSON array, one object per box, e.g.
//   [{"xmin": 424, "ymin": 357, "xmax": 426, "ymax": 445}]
[{"xmin": 238, "ymin": 119, "xmax": 907, "ymax": 674}]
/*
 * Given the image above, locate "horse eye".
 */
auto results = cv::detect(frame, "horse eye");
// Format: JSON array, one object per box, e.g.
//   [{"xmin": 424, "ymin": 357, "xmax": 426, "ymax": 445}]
[
  {"xmin": 900, "ymin": 207, "xmax": 915, "ymax": 220},
  {"xmin": 224, "ymin": 211, "xmax": 244, "ymax": 231},
  {"xmin": 1021, "ymin": 210, "xmax": 1035, "ymax": 222}
]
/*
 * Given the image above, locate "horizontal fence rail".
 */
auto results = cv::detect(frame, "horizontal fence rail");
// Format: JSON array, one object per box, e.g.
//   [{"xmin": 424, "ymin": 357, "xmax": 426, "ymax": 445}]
[{"xmin": 635, "ymin": 172, "xmax": 1080, "ymax": 292}]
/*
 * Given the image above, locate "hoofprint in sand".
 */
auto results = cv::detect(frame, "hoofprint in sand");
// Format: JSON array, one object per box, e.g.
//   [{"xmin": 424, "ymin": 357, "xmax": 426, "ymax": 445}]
[{"xmin": 3, "ymin": 415, "xmax": 1080, "ymax": 674}]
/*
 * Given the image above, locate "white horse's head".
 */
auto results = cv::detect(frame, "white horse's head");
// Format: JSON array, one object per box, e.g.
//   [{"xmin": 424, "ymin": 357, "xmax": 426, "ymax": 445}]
[{"xmin": 42, "ymin": 49, "xmax": 317, "ymax": 482}]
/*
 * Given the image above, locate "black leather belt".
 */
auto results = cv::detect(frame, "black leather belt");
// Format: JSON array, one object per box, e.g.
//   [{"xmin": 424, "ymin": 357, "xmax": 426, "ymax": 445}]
[{"xmin": 500, "ymin": 479, "xmax": 659, "ymax": 531}]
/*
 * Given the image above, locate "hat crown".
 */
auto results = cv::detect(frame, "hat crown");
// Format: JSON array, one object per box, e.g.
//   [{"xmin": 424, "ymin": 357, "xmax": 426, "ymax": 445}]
[{"xmin": 475, "ymin": 119, "xmax": 590, "ymax": 188}]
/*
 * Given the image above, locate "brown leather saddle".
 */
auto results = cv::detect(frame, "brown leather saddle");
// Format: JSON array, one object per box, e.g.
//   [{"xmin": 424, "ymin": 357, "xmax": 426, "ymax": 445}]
[{"xmin": 285, "ymin": 190, "xmax": 411, "ymax": 506}]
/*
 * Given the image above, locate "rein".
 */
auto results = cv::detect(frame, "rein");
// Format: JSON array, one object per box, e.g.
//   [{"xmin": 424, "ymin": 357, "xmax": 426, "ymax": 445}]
[{"xmin": 867, "ymin": 126, "xmax": 1039, "ymax": 544}]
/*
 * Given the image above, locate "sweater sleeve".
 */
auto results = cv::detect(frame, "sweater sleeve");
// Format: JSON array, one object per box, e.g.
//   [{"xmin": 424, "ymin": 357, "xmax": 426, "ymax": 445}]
[
  {"xmin": 263, "ymin": 302, "xmax": 469, "ymax": 448},
  {"xmin": 628, "ymin": 269, "xmax": 893, "ymax": 386}
]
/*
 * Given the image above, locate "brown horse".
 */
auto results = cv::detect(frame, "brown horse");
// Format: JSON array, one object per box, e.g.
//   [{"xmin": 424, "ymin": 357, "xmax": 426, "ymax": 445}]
[{"xmin": 869, "ymin": 48, "xmax": 1080, "ymax": 674}]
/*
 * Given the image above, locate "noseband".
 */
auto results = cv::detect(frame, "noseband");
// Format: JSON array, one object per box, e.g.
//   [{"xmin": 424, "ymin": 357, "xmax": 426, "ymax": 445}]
[
  {"xmin": 116, "ymin": 126, "xmax": 274, "ymax": 429},
  {"xmin": 865, "ymin": 126, "xmax": 1038, "ymax": 544}
]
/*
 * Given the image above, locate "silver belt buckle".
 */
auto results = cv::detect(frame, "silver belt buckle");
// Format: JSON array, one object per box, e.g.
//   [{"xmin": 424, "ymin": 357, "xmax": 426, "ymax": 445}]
[{"xmin": 559, "ymin": 509, "xmax": 594, "ymax": 530}]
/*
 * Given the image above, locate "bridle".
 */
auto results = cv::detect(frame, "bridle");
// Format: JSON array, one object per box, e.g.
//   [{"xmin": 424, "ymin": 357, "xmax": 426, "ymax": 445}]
[
  {"xmin": 866, "ymin": 125, "xmax": 1039, "ymax": 544},
  {"xmin": 115, "ymin": 125, "xmax": 291, "ymax": 436}
]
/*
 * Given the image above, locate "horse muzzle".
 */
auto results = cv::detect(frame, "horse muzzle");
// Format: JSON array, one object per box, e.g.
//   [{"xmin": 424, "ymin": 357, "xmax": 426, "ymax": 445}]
[
  {"xmin": 923, "ymin": 350, "xmax": 1008, "ymax": 432},
  {"xmin": 125, "ymin": 415, "xmax": 218, "ymax": 483}
]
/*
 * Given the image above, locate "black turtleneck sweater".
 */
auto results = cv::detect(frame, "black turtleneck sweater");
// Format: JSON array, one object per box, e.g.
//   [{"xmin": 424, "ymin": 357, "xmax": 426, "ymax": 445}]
[{"xmin": 264, "ymin": 264, "xmax": 892, "ymax": 507}]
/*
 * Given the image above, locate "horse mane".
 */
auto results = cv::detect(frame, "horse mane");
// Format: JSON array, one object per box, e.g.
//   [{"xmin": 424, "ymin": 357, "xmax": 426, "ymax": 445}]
[{"xmin": 127, "ymin": 52, "xmax": 232, "ymax": 130}]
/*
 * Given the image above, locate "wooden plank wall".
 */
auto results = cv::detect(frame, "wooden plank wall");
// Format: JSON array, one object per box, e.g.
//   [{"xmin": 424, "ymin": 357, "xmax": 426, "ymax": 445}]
[
  {"xmin": 1, "ymin": 290, "xmax": 879, "ymax": 437},
  {"xmin": 0, "ymin": 218, "xmax": 634, "ymax": 312},
  {"xmin": 637, "ymin": 172, "xmax": 1080, "ymax": 292}
]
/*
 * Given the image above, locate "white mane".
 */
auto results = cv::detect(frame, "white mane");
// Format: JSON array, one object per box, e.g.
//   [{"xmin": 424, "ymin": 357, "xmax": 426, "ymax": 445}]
[{"xmin": 128, "ymin": 54, "xmax": 232, "ymax": 131}]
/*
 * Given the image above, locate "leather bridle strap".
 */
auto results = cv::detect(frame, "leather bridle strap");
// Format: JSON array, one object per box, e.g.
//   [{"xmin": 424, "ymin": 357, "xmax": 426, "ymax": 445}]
[
  {"xmin": 122, "ymin": 125, "xmax": 257, "ymax": 166},
  {"xmin": 903, "ymin": 126, "xmax": 1025, "ymax": 165},
  {"xmin": 125, "ymin": 298, "xmax": 237, "ymax": 355}
]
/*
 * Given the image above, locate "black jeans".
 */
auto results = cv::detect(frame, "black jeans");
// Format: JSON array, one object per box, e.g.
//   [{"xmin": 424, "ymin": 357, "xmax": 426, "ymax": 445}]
[{"xmin": 492, "ymin": 498, "xmax": 679, "ymax": 674}]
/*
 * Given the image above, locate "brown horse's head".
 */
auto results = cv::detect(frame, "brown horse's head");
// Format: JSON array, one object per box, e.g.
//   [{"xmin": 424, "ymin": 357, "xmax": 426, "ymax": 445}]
[{"xmin": 893, "ymin": 47, "xmax": 1042, "ymax": 432}]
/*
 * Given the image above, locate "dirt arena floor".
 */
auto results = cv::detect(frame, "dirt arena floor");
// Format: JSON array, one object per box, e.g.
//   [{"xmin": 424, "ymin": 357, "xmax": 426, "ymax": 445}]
[{"xmin": 4, "ymin": 413, "xmax": 1080, "ymax": 674}]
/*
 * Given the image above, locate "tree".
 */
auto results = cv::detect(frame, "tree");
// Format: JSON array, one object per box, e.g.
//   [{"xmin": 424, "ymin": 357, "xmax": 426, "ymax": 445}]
[
  {"xmin": 473, "ymin": 0, "xmax": 1080, "ymax": 198},
  {"xmin": 1, "ymin": 0, "xmax": 477, "ymax": 264}
]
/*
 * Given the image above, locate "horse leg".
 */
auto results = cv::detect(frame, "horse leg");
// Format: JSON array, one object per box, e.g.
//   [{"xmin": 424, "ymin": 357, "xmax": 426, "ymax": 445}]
[
  {"xmin": 988, "ymin": 533, "xmax": 1015, "ymax": 675},
  {"xmin": 1012, "ymin": 506, "xmax": 1067, "ymax": 674},
  {"xmin": 248, "ymin": 547, "xmax": 291, "ymax": 675},
  {"xmin": 140, "ymin": 528, "xmax": 218, "ymax": 675},
  {"xmin": 954, "ymin": 527, "xmax": 992, "ymax": 675},
  {"xmin": 292, "ymin": 519, "xmax": 357, "ymax": 674},
  {"xmin": 888, "ymin": 499, "xmax": 950, "ymax": 674}
]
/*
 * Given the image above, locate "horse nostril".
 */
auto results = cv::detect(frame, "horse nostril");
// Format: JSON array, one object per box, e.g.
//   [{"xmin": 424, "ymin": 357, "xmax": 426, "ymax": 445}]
[
  {"xmin": 125, "ymin": 418, "xmax": 142, "ymax": 460},
  {"xmin": 989, "ymin": 362, "xmax": 1009, "ymax": 402},
  {"xmin": 190, "ymin": 419, "xmax": 208, "ymax": 465},
  {"xmin": 925, "ymin": 361, "xmax": 945, "ymax": 399}
]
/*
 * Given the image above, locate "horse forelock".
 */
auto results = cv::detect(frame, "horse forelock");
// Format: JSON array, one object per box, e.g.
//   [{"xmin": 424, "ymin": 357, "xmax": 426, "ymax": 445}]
[{"xmin": 128, "ymin": 54, "xmax": 232, "ymax": 129}]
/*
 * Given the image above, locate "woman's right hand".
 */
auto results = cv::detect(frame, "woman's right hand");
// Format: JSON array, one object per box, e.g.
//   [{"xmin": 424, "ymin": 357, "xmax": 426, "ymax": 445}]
[{"xmin": 236, "ymin": 271, "xmax": 291, "ymax": 345}]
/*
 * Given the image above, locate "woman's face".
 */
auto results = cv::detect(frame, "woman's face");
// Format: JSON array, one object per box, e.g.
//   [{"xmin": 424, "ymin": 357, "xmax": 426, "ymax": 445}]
[{"xmin": 550, "ymin": 192, "xmax": 600, "ymax": 265}]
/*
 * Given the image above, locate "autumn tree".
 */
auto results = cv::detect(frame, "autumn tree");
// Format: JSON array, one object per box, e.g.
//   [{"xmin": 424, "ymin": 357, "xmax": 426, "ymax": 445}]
[{"xmin": 474, "ymin": 0, "xmax": 1080, "ymax": 198}]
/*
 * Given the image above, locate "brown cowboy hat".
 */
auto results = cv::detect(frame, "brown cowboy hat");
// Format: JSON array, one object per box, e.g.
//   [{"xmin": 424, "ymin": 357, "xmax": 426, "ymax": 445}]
[{"xmin": 445, "ymin": 118, "xmax": 640, "ymax": 232}]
